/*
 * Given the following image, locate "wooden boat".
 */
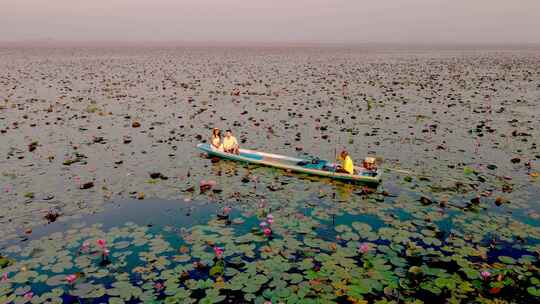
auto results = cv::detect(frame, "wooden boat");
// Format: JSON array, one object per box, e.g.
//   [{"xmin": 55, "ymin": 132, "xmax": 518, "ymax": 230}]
[{"xmin": 197, "ymin": 143, "xmax": 382, "ymax": 184}]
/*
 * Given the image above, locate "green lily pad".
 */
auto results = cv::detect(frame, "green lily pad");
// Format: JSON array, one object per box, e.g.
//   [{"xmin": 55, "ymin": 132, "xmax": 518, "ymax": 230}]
[
  {"xmin": 528, "ymin": 287, "xmax": 540, "ymax": 297},
  {"xmin": 498, "ymin": 256, "xmax": 516, "ymax": 264}
]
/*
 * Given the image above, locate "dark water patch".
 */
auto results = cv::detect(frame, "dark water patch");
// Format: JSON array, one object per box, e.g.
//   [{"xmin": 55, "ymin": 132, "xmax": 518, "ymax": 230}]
[{"xmin": 5, "ymin": 198, "xmax": 217, "ymax": 248}]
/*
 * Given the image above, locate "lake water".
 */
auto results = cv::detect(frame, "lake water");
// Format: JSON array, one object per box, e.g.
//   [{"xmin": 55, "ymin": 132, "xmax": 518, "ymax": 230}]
[{"xmin": 0, "ymin": 46, "xmax": 539, "ymax": 303}]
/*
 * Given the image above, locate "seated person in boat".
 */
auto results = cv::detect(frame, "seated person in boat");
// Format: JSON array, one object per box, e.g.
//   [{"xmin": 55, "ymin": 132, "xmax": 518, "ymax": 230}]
[
  {"xmin": 336, "ymin": 150, "xmax": 354, "ymax": 174},
  {"xmin": 211, "ymin": 128, "xmax": 224, "ymax": 151},
  {"xmin": 363, "ymin": 157, "xmax": 378, "ymax": 174},
  {"xmin": 222, "ymin": 130, "xmax": 239, "ymax": 154}
]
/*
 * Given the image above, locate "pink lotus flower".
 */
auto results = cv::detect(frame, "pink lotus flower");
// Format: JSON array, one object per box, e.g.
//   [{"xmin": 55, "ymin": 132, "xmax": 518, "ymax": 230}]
[
  {"xmin": 267, "ymin": 214, "xmax": 273, "ymax": 220},
  {"xmin": 3, "ymin": 185, "xmax": 12, "ymax": 193},
  {"xmin": 96, "ymin": 239, "xmax": 106, "ymax": 248},
  {"xmin": 213, "ymin": 246, "xmax": 223, "ymax": 259},
  {"xmin": 66, "ymin": 274, "xmax": 77, "ymax": 284},
  {"xmin": 259, "ymin": 221, "xmax": 268, "ymax": 228},
  {"xmin": 267, "ymin": 218, "xmax": 274, "ymax": 225},
  {"xmin": 223, "ymin": 207, "xmax": 232, "ymax": 214},
  {"xmin": 102, "ymin": 249, "xmax": 110, "ymax": 257},
  {"xmin": 154, "ymin": 282, "xmax": 164, "ymax": 290},
  {"xmin": 81, "ymin": 241, "xmax": 90, "ymax": 251},
  {"xmin": 200, "ymin": 180, "xmax": 217, "ymax": 188},
  {"xmin": 358, "ymin": 243, "xmax": 370, "ymax": 254},
  {"xmin": 263, "ymin": 228, "xmax": 272, "ymax": 237},
  {"xmin": 24, "ymin": 292, "xmax": 33, "ymax": 299},
  {"xmin": 1, "ymin": 272, "xmax": 8, "ymax": 282},
  {"xmin": 481, "ymin": 270, "xmax": 491, "ymax": 280}
]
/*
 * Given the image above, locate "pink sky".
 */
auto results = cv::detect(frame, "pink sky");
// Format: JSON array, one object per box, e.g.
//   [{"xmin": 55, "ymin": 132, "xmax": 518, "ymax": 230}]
[{"xmin": 2, "ymin": 0, "xmax": 540, "ymax": 44}]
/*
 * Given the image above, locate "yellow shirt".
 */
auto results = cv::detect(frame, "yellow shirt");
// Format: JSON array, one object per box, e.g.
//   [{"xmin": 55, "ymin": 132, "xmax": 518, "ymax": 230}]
[
  {"xmin": 339, "ymin": 155, "xmax": 354, "ymax": 174},
  {"xmin": 222, "ymin": 136, "xmax": 238, "ymax": 150}
]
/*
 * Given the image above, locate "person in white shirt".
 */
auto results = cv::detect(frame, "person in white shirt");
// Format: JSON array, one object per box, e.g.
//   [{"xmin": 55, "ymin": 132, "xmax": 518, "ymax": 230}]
[{"xmin": 222, "ymin": 129, "xmax": 239, "ymax": 154}]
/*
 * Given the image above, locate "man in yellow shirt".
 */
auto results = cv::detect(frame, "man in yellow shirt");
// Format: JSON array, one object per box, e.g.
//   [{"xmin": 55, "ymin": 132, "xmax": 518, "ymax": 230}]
[
  {"xmin": 222, "ymin": 130, "xmax": 239, "ymax": 154},
  {"xmin": 336, "ymin": 150, "xmax": 354, "ymax": 174}
]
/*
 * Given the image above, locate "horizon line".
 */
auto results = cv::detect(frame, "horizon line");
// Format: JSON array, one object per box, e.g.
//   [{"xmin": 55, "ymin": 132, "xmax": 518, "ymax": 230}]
[{"xmin": 1, "ymin": 39, "xmax": 540, "ymax": 49}]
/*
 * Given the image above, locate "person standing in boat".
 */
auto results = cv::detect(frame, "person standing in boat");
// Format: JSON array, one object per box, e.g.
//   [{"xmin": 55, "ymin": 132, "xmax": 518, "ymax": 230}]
[
  {"xmin": 223, "ymin": 129, "xmax": 240, "ymax": 154},
  {"xmin": 211, "ymin": 128, "xmax": 224, "ymax": 151},
  {"xmin": 336, "ymin": 150, "xmax": 354, "ymax": 174}
]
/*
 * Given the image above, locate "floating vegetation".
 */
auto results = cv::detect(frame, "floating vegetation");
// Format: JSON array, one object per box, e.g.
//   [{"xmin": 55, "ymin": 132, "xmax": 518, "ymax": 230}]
[
  {"xmin": 1, "ymin": 47, "xmax": 540, "ymax": 302},
  {"xmin": 0, "ymin": 195, "xmax": 539, "ymax": 303}
]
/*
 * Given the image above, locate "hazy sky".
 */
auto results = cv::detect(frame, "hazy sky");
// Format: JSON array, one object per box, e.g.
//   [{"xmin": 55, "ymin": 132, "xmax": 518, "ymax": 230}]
[{"xmin": 2, "ymin": 0, "xmax": 540, "ymax": 44}]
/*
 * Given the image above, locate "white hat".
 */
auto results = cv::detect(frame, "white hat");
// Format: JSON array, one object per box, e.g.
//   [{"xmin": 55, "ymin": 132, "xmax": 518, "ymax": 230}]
[{"xmin": 365, "ymin": 157, "xmax": 376, "ymax": 163}]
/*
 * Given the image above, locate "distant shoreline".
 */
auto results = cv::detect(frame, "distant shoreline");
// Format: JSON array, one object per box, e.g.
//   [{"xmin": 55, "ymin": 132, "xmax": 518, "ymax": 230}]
[{"xmin": 1, "ymin": 40, "xmax": 540, "ymax": 51}]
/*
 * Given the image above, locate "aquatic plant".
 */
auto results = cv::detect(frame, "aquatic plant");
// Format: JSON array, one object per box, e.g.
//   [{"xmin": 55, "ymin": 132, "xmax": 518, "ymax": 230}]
[
  {"xmin": 66, "ymin": 274, "xmax": 77, "ymax": 285},
  {"xmin": 263, "ymin": 228, "xmax": 272, "ymax": 237},
  {"xmin": 213, "ymin": 246, "xmax": 224, "ymax": 259},
  {"xmin": 358, "ymin": 243, "xmax": 370, "ymax": 254}
]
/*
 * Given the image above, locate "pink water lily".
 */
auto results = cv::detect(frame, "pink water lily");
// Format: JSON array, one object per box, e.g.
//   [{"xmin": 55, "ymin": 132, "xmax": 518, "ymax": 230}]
[
  {"xmin": 1, "ymin": 272, "xmax": 8, "ymax": 282},
  {"xmin": 263, "ymin": 228, "xmax": 272, "ymax": 237},
  {"xmin": 481, "ymin": 270, "xmax": 491, "ymax": 280},
  {"xmin": 66, "ymin": 274, "xmax": 77, "ymax": 284},
  {"xmin": 96, "ymin": 239, "xmax": 106, "ymax": 248},
  {"xmin": 154, "ymin": 282, "xmax": 164, "ymax": 290},
  {"xmin": 259, "ymin": 221, "xmax": 268, "ymax": 228},
  {"xmin": 102, "ymin": 249, "xmax": 110, "ymax": 257},
  {"xmin": 358, "ymin": 243, "xmax": 370, "ymax": 254},
  {"xmin": 3, "ymin": 184, "xmax": 12, "ymax": 193},
  {"xmin": 223, "ymin": 207, "xmax": 232, "ymax": 214},
  {"xmin": 81, "ymin": 241, "xmax": 90, "ymax": 252},
  {"xmin": 213, "ymin": 246, "xmax": 223, "ymax": 259},
  {"xmin": 200, "ymin": 180, "xmax": 217, "ymax": 187},
  {"xmin": 267, "ymin": 214, "xmax": 274, "ymax": 224},
  {"xmin": 24, "ymin": 292, "xmax": 33, "ymax": 299}
]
